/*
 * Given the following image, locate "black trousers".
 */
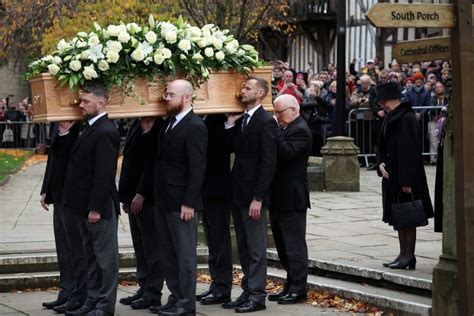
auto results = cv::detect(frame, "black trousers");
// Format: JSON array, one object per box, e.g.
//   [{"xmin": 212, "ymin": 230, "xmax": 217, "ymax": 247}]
[
  {"xmin": 269, "ymin": 209, "xmax": 308, "ymax": 295},
  {"xmin": 53, "ymin": 203, "xmax": 87, "ymax": 303},
  {"xmin": 155, "ymin": 209, "xmax": 197, "ymax": 311},
  {"xmin": 202, "ymin": 199, "xmax": 232, "ymax": 296},
  {"xmin": 231, "ymin": 205, "xmax": 267, "ymax": 305},
  {"xmin": 128, "ymin": 204, "xmax": 164, "ymax": 299},
  {"xmin": 75, "ymin": 211, "xmax": 119, "ymax": 313}
]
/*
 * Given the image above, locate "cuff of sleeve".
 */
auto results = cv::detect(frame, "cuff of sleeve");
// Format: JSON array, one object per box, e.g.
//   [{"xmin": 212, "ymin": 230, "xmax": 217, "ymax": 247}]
[{"xmin": 224, "ymin": 122, "xmax": 235, "ymax": 129}]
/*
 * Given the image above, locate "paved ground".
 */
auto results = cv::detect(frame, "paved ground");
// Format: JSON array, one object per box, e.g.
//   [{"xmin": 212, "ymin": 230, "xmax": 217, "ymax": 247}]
[{"xmin": 0, "ymin": 284, "xmax": 352, "ymax": 315}]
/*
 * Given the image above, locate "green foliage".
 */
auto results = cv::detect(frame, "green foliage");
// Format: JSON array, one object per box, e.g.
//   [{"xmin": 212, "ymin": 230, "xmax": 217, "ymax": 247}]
[{"xmin": 0, "ymin": 150, "xmax": 30, "ymax": 182}]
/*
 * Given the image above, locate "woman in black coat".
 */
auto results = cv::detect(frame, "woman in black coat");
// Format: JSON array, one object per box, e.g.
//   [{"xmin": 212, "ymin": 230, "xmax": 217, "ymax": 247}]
[{"xmin": 376, "ymin": 82, "xmax": 434, "ymax": 270}]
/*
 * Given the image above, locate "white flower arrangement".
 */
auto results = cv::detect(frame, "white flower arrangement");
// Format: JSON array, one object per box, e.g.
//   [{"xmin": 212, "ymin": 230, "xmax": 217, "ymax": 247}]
[{"xmin": 26, "ymin": 16, "xmax": 262, "ymax": 90}]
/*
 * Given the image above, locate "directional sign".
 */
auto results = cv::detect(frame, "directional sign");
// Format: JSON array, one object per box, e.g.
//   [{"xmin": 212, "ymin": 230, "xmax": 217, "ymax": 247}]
[
  {"xmin": 392, "ymin": 36, "xmax": 450, "ymax": 63},
  {"xmin": 366, "ymin": 3, "xmax": 455, "ymax": 28}
]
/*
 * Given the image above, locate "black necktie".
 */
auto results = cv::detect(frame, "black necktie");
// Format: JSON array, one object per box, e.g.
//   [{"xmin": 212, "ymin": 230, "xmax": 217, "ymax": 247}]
[
  {"xmin": 241, "ymin": 113, "xmax": 250, "ymax": 132},
  {"xmin": 166, "ymin": 116, "xmax": 176, "ymax": 134}
]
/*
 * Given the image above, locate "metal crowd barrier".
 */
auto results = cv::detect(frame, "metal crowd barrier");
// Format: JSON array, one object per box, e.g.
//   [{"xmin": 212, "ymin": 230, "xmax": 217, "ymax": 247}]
[
  {"xmin": 0, "ymin": 121, "xmax": 49, "ymax": 149},
  {"xmin": 347, "ymin": 105, "xmax": 445, "ymax": 167}
]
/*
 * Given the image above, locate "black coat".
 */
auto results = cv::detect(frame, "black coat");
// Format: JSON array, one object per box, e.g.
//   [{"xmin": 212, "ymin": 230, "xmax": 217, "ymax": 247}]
[
  {"xmin": 62, "ymin": 115, "xmax": 120, "ymax": 218},
  {"xmin": 202, "ymin": 114, "xmax": 232, "ymax": 202},
  {"xmin": 41, "ymin": 123, "xmax": 80, "ymax": 204},
  {"xmin": 270, "ymin": 116, "xmax": 312, "ymax": 212},
  {"xmin": 227, "ymin": 106, "xmax": 278, "ymax": 207},
  {"xmin": 154, "ymin": 110, "xmax": 208, "ymax": 212},
  {"xmin": 118, "ymin": 118, "xmax": 162, "ymax": 206},
  {"xmin": 376, "ymin": 102, "xmax": 434, "ymax": 226},
  {"xmin": 300, "ymin": 96, "xmax": 329, "ymax": 135}
]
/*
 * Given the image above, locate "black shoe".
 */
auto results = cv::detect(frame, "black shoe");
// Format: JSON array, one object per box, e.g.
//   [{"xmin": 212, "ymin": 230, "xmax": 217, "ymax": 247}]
[
  {"xmin": 222, "ymin": 296, "xmax": 247, "ymax": 309},
  {"xmin": 53, "ymin": 301, "xmax": 82, "ymax": 313},
  {"xmin": 235, "ymin": 300, "xmax": 266, "ymax": 313},
  {"xmin": 277, "ymin": 292, "xmax": 307, "ymax": 304},
  {"xmin": 195, "ymin": 290, "xmax": 212, "ymax": 301},
  {"xmin": 131, "ymin": 297, "xmax": 161, "ymax": 309},
  {"xmin": 65, "ymin": 304, "xmax": 95, "ymax": 316},
  {"xmin": 158, "ymin": 306, "xmax": 195, "ymax": 316},
  {"xmin": 382, "ymin": 259, "xmax": 398, "ymax": 267},
  {"xmin": 84, "ymin": 310, "xmax": 113, "ymax": 316},
  {"xmin": 43, "ymin": 298, "xmax": 68, "ymax": 309},
  {"xmin": 119, "ymin": 288, "xmax": 144, "ymax": 305},
  {"xmin": 200, "ymin": 292, "xmax": 230, "ymax": 305},
  {"xmin": 389, "ymin": 257, "xmax": 416, "ymax": 270},
  {"xmin": 150, "ymin": 301, "xmax": 175, "ymax": 314},
  {"xmin": 268, "ymin": 291, "xmax": 288, "ymax": 302}
]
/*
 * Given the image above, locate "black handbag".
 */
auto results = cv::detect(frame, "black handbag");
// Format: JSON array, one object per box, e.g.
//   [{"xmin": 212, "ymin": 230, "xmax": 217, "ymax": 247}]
[{"xmin": 391, "ymin": 192, "xmax": 426, "ymax": 229}]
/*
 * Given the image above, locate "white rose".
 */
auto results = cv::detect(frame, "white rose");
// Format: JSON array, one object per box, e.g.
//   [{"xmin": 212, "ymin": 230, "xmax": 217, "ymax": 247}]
[
  {"xmin": 83, "ymin": 65, "xmax": 98, "ymax": 80},
  {"xmin": 211, "ymin": 37, "xmax": 223, "ymax": 50},
  {"xmin": 80, "ymin": 51, "xmax": 89, "ymax": 60},
  {"xmin": 189, "ymin": 26, "xmax": 202, "ymax": 37},
  {"xmin": 197, "ymin": 38, "xmax": 208, "ymax": 48},
  {"xmin": 107, "ymin": 25, "xmax": 121, "ymax": 37},
  {"xmin": 145, "ymin": 31, "xmax": 157, "ymax": 44},
  {"xmin": 131, "ymin": 48, "xmax": 145, "ymax": 61},
  {"xmin": 164, "ymin": 31, "xmax": 177, "ymax": 44},
  {"xmin": 153, "ymin": 53, "xmax": 165, "ymax": 65},
  {"xmin": 106, "ymin": 40, "xmax": 122, "ymax": 53},
  {"xmin": 98, "ymin": 60, "xmax": 109, "ymax": 71},
  {"xmin": 106, "ymin": 51, "xmax": 120, "ymax": 63},
  {"xmin": 161, "ymin": 48, "xmax": 172, "ymax": 59},
  {"xmin": 69, "ymin": 60, "xmax": 82, "ymax": 71},
  {"xmin": 204, "ymin": 47, "xmax": 214, "ymax": 57},
  {"xmin": 88, "ymin": 35, "xmax": 100, "ymax": 46},
  {"xmin": 192, "ymin": 53, "xmax": 204, "ymax": 63},
  {"xmin": 178, "ymin": 39, "xmax": 191, "ymax": 52},
  {"xmin": 118, "ymin": 31, "xmax": 131, "ymax": 43},
  {"xmin": 225, "ymin": 39, "xmax": 239, "ymax": 54},
  {"xmin": 47, "ymin": 64, "xmax": 60, "ymax": 75},
  {"xmin": 52, "ymin": 56, "xmax": 62, "ymax": 65},
  {"xmin": 57, "ymin": 39, "xmax": 71, "ymax": 53},
  {"xmin": 126, "ymin": 23, "xmax": 141, "ymax": 34},
  {"xmin": 215, "ymin": 51, "xmax": 225, "ymax": 61}
]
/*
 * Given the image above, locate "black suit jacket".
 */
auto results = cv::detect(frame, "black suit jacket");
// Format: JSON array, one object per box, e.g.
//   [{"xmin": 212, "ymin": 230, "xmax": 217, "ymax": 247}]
[
  {"xmin": 154, "ymin": 110, "xmax": 207, "ymax": 212},
  {"xmin": 119, "ymin": 118, "xmax": 162, "ymax": 206},
  {"xmin": 270, "ymin": 116, "xmax": 312, "ymax": 212},
  {"xmin": 227, "ymin": 106, "xmax": 278, "ymax": 207},
  {"xmin": 62, "ymin": 115, "xmax": 120, "ymax": 218},
  {"xmin": 41, "ymin": 123, "xmax": 80, "ymax": 204},
  {"xmin": 202, "ymin": 114, "xmax": 232, "ymax": 202}
]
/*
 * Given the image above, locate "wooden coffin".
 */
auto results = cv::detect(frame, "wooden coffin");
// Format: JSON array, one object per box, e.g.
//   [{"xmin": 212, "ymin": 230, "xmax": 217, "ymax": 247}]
[{"xmin": 29, "ymin": 66, "xmax": 273, "ymax": 122}]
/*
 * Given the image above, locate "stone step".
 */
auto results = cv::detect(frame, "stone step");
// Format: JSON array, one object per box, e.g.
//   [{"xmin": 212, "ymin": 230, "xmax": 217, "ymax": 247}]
[
  {"xmin": 267, "ymin": 249, "xmax": 432, "ymax": 296},
  {"xmin": 266, "ymin": 266, "xmax": 432, "ymax": 316}
]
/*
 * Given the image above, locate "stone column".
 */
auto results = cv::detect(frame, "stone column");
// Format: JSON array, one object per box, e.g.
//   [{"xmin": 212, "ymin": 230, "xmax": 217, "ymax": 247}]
[{"xmin": 321, "ymin": 136, "xmax": 360, "ymax": 191}]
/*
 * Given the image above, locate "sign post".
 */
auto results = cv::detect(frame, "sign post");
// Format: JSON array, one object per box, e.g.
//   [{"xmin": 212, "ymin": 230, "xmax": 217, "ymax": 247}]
[{"xmin": 392, "ymin": 36, "xmax": 450, "ymax": 63}]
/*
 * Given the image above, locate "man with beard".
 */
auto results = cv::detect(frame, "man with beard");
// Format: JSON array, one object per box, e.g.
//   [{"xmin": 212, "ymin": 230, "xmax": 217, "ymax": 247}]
[
  {"xmin": 62, "ymin": 83, "xmax": 120, "ymax": 316},
  {"xmin": 152, "ymin": 80, "xmax": 207, "ymax": 316},
  {"xmin": 118, "ymin": 117, "xmax": 164, "ymax": 310},
  {"xmin": 223, "ymin": 78, "xmax": 277, "ymax": 313}
]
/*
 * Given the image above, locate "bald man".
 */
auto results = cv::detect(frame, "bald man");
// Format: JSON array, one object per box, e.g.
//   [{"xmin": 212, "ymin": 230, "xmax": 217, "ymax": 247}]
[
  {"xmin": 150, "ymin": 80, "xmax": 208, "ymax": 316},
  {"xmin": 269, "ymin": 95, "xmax": 312, "ymax": 304}
]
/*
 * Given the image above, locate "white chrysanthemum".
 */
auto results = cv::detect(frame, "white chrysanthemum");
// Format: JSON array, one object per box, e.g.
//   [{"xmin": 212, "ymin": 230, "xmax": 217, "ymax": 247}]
[
  {"xmin": 83, "ymin": 65, "xmax": 99, "ymax": 80},
  {"xmin": 204, "ymin": 47, "xmax": 214, "ymax": 57},
  {"xmin": 69, "ymin": 60, "xmax": 82, "ymax": 71},
  {"xmin": 106, "ymin": 41, "xmax": 122, "ymax": 53},
  {"xmin": 52, "ymin": 56, "xmax": 62, "ymax": 65},
  {"xmin": 153, "ymin": 53, "xmax": 165, "ymax": 65},
  {"xmin": 164, "ymin": 31, "xmax": 177, "ymax": 44},
  {"xmin": 145, "ymin": 31, "xmax": 157, "ymax": 44},
  {"xmin": 118, "ymin": 31, "xmax": 131, "ymax": 43},
  {"xmin": 161, "ymin": 48, "xmax": 172, "ymax": 59},
  {"xmin": 126, "ymin": 23, "xmax": 142, "ymax": 34},
  {"xmin": 57, "ymin": 39, "xmax": 72, "ymax": 53},
  {"xmin": 131, "ymin": 48, "xmax": 145, "ymax": 61},
  {"xmin": 47, "ymin": 64, "xmax": 60, "ymax": 75},
  {"xmin": 98, "ymin": 60, "xmax": 109, "ymax": 71},
  {"xmin": 178, "ymin": 39, "xmax": 191, "ymax": 52},
  {"xmin": 215, "ymin": 51, "xmax": 225, "ymax": 61},
  {"xmin": 106, "ymin": 51, "xmax": 120, "ymax": 63}
]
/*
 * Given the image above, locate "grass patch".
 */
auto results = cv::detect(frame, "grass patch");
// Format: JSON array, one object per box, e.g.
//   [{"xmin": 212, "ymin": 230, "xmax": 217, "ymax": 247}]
[{"xmin": 0, "ymin": 149, "xmax": 31, "ymax": 183}]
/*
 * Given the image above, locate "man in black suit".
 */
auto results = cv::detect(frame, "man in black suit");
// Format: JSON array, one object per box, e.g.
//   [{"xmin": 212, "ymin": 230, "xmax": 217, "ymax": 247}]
[
  {"xmin": 118, "ymin": 117, "xmax": 164, "ymax": 309},
  {"xmin": 152, "ymin": 79, "xmax": 207, "ymax": 316},
  {"xmin": 62, "ymin": 83, "xmax": 120, "ymax": 316},
  {"xmin": 268, "ymin": 94, "xmax": 312, "ymax": 304},
  {"xmin": 40, "ymin": 121, "xmax": 87, "ymax": 313},
  {"xmin": 196, "ymin": 114, "xmax": 233, "ymax": 305},
  {"xmin": 223, "ymin": 77, "xmax": 278, "ymax": 313}
]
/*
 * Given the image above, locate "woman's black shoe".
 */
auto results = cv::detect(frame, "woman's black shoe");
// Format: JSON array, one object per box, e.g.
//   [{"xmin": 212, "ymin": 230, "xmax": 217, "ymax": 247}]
[
  {"xmin": 389, "ymin": 257, "xmax": 416, "ymax": 270},
  {"xmin": 382, "ymin": 259, "xmax": 398, "ymax": 267}
]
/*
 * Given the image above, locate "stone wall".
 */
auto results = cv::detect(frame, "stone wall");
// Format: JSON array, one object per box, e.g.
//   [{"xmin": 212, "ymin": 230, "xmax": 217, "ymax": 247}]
[{"xmin": 0, "ymin": 60, "xmax": 30, "ymax": 105}]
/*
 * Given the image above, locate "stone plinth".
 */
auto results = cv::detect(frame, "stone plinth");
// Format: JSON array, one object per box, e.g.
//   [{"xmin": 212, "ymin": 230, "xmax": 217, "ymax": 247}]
[
  {"xmin": 321, "ymin": 136, "xmax": 360, "ymax": 192},
  {"xmin": 307, "ymin": 157, "xmax": 325, "ymax": 191}
]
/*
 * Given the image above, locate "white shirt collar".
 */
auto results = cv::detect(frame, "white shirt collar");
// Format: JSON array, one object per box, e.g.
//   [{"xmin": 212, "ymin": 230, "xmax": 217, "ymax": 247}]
[
  {"xmin": 88, "ymin": 112, "xmax": 107, "ymax": 126},
  {"xmin": 170, "ymin": 107, "xmax": 193, "ymax": 128},
  {"xmin": 245, "ymin": 104, "xmax": 262, "ymax": 119}
]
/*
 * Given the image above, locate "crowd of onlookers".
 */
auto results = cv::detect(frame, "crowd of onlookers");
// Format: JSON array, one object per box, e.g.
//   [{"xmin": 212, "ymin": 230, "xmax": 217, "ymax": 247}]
[
  {"xmin": 271, "ymin": 58, "xmax": 451, "ymax": 163},
  {"xmin": 0, "ymin": 97, "xmax": 40, "ymax": 148}
]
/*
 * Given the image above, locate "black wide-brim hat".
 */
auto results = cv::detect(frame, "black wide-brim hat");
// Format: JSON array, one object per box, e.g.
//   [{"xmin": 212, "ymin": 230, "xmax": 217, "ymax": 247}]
[{"xmin": 376, "ymin": 82, "xmax": 403, "ymax": 103}]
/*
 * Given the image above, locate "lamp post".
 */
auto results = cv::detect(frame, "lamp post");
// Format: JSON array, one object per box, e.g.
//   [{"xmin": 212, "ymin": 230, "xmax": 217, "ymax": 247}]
[{"xmin": 335, "ymin": 0, "xmax": 346, "ymax": 136}]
